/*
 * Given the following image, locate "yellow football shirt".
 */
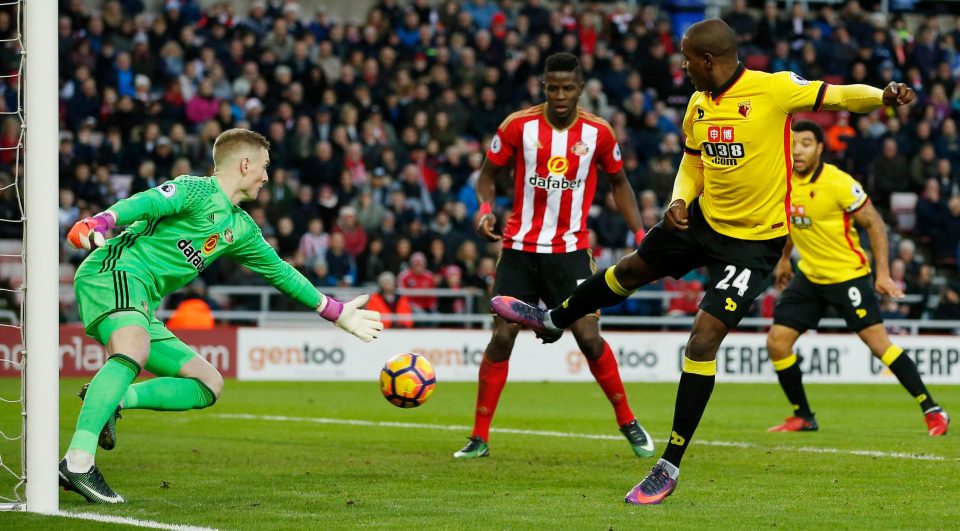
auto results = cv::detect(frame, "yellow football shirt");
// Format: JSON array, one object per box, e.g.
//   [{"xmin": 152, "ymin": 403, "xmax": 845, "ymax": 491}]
[
  {"xmin": 682, "ymin": 65, "xmax": 830, "ymax": 240},
  {"xmin": 789, "ymin": 162, "xmax": 870, "ymax": 284}
]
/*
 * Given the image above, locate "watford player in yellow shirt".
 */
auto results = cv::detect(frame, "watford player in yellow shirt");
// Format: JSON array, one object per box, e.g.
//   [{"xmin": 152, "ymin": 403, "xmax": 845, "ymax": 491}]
[
  {"xmin": 490, "ymin": 19, "xmax": 919, "ymax": 505},
  {"xmin": 766, "ymin": 121, "xmax": 949, "ymax": 436}
]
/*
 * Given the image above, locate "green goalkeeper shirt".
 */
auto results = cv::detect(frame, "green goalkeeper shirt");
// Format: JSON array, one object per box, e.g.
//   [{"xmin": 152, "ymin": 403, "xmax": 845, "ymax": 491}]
[{"xmin": 75, "ymin": 175, "xmax": 321, "ymax": 309}]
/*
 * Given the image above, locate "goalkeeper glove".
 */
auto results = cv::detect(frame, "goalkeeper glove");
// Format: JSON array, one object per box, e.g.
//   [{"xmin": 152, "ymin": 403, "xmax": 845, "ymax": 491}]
[
  {"xmin": 318, "ymin": 294, "xmax": 384, "ymax": 342},
  {"xmin": 67, "ymin": 212, "xmax": 117, "ymax": 250}
]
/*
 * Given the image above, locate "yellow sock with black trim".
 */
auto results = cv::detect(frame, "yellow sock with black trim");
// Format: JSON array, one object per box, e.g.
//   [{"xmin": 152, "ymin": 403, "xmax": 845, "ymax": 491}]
[
  {"xmin": 881, "ymin": 345, "xmax": 937, "ymax": 411},
  {"xmin": 661, "ymin": 357, "xmax": 716, "ymax": 467},
  {"xmin": 549, "ymin": 266, "xmax": 634, "ymax": 329},
  {"xmin": 772, "ymin": 353, "xmax": 813, "ymax": 418}
]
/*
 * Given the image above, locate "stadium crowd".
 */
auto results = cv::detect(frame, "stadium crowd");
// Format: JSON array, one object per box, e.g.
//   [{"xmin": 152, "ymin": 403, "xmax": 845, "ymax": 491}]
[{"xmin": 37, "ymin": 0, "xmax": 960, "ymax": 324}]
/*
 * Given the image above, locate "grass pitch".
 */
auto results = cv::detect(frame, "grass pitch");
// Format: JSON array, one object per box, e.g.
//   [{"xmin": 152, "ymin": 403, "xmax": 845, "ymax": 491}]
[{"xmin": 1, "ymin": 378, "xmax": 958, "ymax": 529}]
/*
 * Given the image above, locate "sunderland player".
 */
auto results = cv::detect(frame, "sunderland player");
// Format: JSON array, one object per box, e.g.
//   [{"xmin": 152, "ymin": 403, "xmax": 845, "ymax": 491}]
[
  {"xmin": 766, "ymin": 121, "xmax": 949, "ymax": 435},
  {"xmin": 59, "ymin": 129, "xmax": 383, "ymax": 503},
  {"xmin": 453, "ymin": 53, "xmax": 655, "ymax": 460},
  {"xmin": 492, "ymin": 20, "xmax": 917, "ymax": 504}
]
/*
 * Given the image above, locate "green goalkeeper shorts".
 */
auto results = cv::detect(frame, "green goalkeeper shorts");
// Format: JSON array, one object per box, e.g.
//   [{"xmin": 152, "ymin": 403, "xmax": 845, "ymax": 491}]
[
  {"xmin": 74, "ymin": 270, "xmax": 175, "ymax": 345},
  {"xmin": 75, "ymin": 271, "xmax": 199, "ymax": 376}
]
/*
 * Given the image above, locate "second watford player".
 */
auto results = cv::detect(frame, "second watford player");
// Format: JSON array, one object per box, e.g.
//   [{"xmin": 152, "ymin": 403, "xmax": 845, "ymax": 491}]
[{"xmin": 766, "ymin": 121, "xmax": 949, "ymax": 436}]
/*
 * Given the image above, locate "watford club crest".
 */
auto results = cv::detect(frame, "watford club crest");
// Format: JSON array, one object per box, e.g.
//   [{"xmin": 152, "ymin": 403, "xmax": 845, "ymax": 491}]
[{"xmin": 738, "ymin": 101, "xmax": 751, "ymax": 118}]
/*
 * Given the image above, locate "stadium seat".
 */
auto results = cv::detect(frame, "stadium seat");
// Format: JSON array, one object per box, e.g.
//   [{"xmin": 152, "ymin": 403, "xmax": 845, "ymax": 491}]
[
  {"xmin": 890, "ymin": 192, "xmax": 918, "ymax": 232},
  {"xmin": 794, "ymin": 111, "xmax": 836, "ymax": 128},
  {"xmin": 744, "ymin": 54, "xmax": 769, "ymax": 71}
]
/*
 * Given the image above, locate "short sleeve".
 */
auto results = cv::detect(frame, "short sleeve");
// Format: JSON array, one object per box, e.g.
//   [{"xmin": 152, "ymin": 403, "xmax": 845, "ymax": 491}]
[
  {"xmin": 768, "ymin": 71, "xmax": 828, "ymax": 114},
  {"xmin": 486, "ymin": 115, "xmax": 521, "ymax": 167},
  {"xmin": 594, "ymin": 124, "xmax": 624, "ymax": 174},
  {"xmin": 835, "ymin": 174, "xmax": 869, "ymax": 213}
]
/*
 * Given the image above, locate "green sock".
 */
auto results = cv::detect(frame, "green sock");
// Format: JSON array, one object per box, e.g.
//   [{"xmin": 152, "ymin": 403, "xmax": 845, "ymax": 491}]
[
  {"xmin": 122, "ymin": 377, "xmax": 216, "ymax": 411},
  {"xmin": 69, "ymin": 354, "xmax": 140, "ymax": 455}
]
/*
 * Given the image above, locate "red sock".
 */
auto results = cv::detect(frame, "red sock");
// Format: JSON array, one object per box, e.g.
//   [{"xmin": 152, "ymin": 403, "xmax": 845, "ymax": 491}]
[
  {"xmin": 472, "ymin": 355, "xmax": 509, "ymax": 442},
  {"xmin": 588, "ymin": 342, "xmax": 635, "ymax": 426}
]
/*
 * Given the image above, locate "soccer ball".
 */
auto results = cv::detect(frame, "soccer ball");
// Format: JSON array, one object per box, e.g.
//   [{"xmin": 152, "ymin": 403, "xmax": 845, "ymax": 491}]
[{"xmin": 379, "ymin": 353, "xmax": 436, "ymax": 408}]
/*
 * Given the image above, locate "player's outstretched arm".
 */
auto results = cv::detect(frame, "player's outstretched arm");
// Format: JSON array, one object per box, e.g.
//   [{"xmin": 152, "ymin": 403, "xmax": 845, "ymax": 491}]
[
  {"xmin": 317, "ymin": 294, "xmax": 383, "ymax": 343},
  {"xmin": 853, "ymin": 201, "xmax": 904, "ymax": 299},
  {"xmin": 475, "ymin": 158, "xmax": 505, "ymax": 242},
  {"xmin": 230, "ymin": 227, "xmax": 384, "ymax": 341},
  {"xmin": 820, "ymin": 82, "xmax": 916, "ymax": 113}
]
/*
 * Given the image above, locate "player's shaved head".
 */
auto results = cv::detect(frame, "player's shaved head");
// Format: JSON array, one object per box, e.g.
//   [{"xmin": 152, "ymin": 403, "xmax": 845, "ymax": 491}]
[
  {"xmin": 684, "ymin": 19, "xmax": 738, "ymax": 61},
  {"xmin": 213, "ymin": 128, "xmax": 270, "ymax": 168}
]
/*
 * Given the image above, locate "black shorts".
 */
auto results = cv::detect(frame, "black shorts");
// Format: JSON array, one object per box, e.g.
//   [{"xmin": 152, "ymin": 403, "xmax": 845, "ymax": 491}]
[
  {"xmin": 636, "ymin": 199, "xmax": 786, "ymax": 327},
  {"xmin": 492, "ymin": 248, "xmax": 597, "ymax": 308},
  {"xmin": 773, "ymin": 270, "xmax": 882, "ymax": 333}
]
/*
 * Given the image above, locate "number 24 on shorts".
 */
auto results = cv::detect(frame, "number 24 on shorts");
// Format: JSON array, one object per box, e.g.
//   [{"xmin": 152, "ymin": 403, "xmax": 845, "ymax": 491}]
[{"xmin": 715, "ymin": 265, "xmax": 751, "ymax": 297}]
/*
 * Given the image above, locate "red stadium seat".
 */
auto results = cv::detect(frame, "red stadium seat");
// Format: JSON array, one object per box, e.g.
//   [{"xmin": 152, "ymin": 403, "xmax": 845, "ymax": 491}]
[
  {"xmin": 744, "ymin": 54, "xmax": 769, "ymax": 71},
  {"xmin": 794, "ymin": 112, "xmax": 836, "ymax": 128}
]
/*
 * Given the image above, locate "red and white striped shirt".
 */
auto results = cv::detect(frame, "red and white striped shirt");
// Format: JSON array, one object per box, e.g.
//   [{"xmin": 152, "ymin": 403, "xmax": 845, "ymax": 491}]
[{"xmin": 486, "ymin": 104, "xmax": 623, "ymax": 254}]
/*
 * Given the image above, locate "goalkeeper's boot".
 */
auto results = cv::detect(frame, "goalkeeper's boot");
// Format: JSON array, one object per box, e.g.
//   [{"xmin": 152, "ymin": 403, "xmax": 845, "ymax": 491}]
[
  {"xmin": 925, "ymin": 407, "xmax": 949, "ymax": 436},
  {"xmin": 490, "ymin": 296, "xmax": 562, "ymax": 344},
  {"xmin": 59, "ymin": 458, "xmax": 125, "ymax": 504},
  {"xmin": 620, "ymin": 419, "xmax": 655, "ymax": 457},
  {"xmin": 453, "ymin": 436, "xmax": 490, "ymax": 459},
  {"xmin": 78, "ymin": 383, "xmax": 121, "ymax": 451},
  {"xmin": 624, "ymin": 459, "xmax": 678, "ymax": 505},
  {"xmin": 767, "ymin": 415, "xmax": 819, "ymax": 432}
]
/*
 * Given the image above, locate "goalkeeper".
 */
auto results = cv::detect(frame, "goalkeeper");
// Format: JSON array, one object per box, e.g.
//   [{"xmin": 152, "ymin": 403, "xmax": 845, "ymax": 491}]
[{"xmin": 58, "ymin": 128, "xmax": 383, "ymax": 504}]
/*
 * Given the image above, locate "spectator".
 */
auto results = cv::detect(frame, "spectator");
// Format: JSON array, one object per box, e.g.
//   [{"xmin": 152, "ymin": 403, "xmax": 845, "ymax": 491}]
[
  {"xmin": 357, "ymin": 235, "xmax": 389, "ymax": 286},
  {"xmin": 909, "ymin": 143, "xmax": 939, "ymax": 191},
  {"xmin": 436, "ymin": 265, "xmax": 466, "ymax": 317},
  {"xmin": 916, "ymin": 178, "xmax": 948, "ymax": 244},
  {"xmin": 298, "ymin": 217, "xmax": 330, "ymax": 266},
  {"xmin": 186, "ymin": 78, "xmax": 220, "ymax": 125},
  {"xmin": 870, "ymin": 138, "xmax": 910, "ymax": 209},
  {"xmin": 324, "ymin": 232, "xmax": 356, "ymax": 287},
  {"xmin": 367, "ymin": 271, "xmax": 414, "ymax": 329},
  {"xmin": 397, "ymin": 252, "xmax": 436, "ymax": 313},
  {"xmin": 334, "ymin": 206, "xmax": 368, "ymax": 258},
  {"xmin": 933, "ymin": 283, "xmax": 960, "ymax": 321},
  {"xmin": 906, "ymin": 263, "xmax": 936, "ymax": 319},
  {"xmin": 275, "ymin": 216, "xmax": 300, "ymax": 259},
  {"xmin": 896, "ymin": 239, "xmax": 923, "ymax": 283}
]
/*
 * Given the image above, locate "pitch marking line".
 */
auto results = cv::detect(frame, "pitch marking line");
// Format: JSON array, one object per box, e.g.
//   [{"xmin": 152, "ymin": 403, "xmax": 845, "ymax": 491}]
[
  {"xmin": 217, "ymin": 413, "xmax": 952, "ymax": 462},
  {"xmin": 57, "ymin": 511, "xmax": 219, "ymax": 531}
]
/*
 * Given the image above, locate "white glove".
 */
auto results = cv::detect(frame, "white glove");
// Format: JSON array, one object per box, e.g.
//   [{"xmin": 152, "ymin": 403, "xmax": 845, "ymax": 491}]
[{"xmin": 318, "ymin": 294, "xmax": 384, "ymax": 342}]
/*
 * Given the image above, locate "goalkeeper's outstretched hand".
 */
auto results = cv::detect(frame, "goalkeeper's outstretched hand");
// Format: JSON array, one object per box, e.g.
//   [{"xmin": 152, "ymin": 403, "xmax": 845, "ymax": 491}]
[
  {"xmin": 67, "ymin": 212, "xmax": 116, "ymax": 250},
  {"xmin": 318, "ymin": 294, "xmax": 384, "ymax": 342}
]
